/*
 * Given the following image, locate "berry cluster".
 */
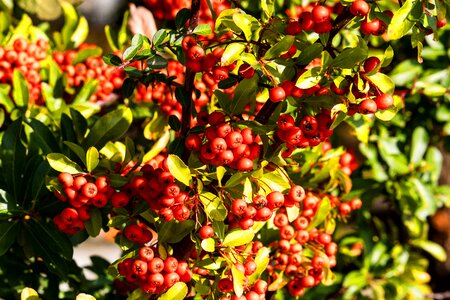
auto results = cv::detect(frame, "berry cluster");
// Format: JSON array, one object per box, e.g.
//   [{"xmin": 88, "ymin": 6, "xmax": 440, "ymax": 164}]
[
  {"xmin": 53, "ymin": 44, "xmax": 124, "ymax": 103},
  {"xmin": 122, "ymin": 162, "xmax": 193, "ymax": 222},
  {"xmin": 117, "ymin": 246, "xmax": 192, "ymax": 295},
  {"xmin": 276, "ymin": 110, "xmax": 334, "ymax": 156},
  {"xmin": 0, "ymin": 37, "xmax": 48, "ymax": 105},
  {"xmin": 185, "ymin": 111, "xmax": 261, "ymax": 171}
]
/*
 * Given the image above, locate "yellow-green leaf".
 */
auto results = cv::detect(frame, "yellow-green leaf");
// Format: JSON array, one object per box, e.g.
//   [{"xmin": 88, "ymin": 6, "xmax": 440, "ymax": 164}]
[
  {"xmin": 159, "ymin": 282, "xmax": 188, "ymax": 300},
  {"xmin": 166, "ymin": 154, "xmax": 192, "ymax": 186}
]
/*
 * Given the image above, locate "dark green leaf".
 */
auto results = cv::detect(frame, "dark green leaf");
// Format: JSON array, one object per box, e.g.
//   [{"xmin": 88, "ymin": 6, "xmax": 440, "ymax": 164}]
[
  {"xmin": 296, "ymin": 43, "xmax": 323, "ymax": 65},
  {"xmin": 103, "ymin": 53, "xmax": 122, "ymax": 66},
  {"xmin": 30, "ymin": 160, "xmax": 51, "ymax": 202},
  {"xmin": 175, "ymin": 8, "xmax": 190, "ymax": 29},
  {"xmin": 263, "ymin": 35, "xmax": 295, "ymax": 60},
  {"xmin": 330, "ymin": 47, "xmax": 368, "ymax": 69},
  {"xmin": 123, "ymin": 34, "xmax": 145, "ymax": 61},
  {"xmin": 307, "ymin": 197, "xmax": 330, "ymax": 230},
  {"xmin": 158, "ymin": 219, "xmax": 195, "ymax": 243},
  {"xmin": 63, "ymin": 141, "xmax": 86, "ymax": 165},
  {"xmin": 167, "ymin": 137, "xmax": 184, "ymax": 157},
  {"xmin": 147, "ymin": 55, "xmax": 168, "ymax": 69},
  {"xmin": 70, "ymin": 108, "xmax": 88, "ymax": 141},
  {"xmin": 152, "ymin": 29, "xmax": 168, "ymax": 47},
  {"xmin": 83, "ymin": 107, "xmax": 133, "ymax": 149},
  {"xmin": 175, "ymin": 86, "xmax": 190, "ymax": 107},
  {"xmin": 214, "ymin": 90, "xmax": 231, "ymax": 113},
  {"xmin": 84, "ymin": 207, "xmax": 102, "ymax": 237},
  {"xmin": 218, "ymin": 77, "xmax": 238, "ymax": 89},
  {"xmin": 122, "ymin": 78, "xmax": 135, "ymax": 98},
  {"xmin": 0, "ymin": 119, "xmax": 26, "ymax": 201},
  {"xmin": 26, "ymin": 119, "xmax": 60, "ymax": 154},
  {"xmin": 230, "ymin": 76, "xmax": 258, "ymax": 114},
  {"xmin": 168, "ymin": 115, "xmax": 181, "ymax": 131},
  {"xmin": 0, "ymin": 221, "xmax": 19, "ymax": 256}
]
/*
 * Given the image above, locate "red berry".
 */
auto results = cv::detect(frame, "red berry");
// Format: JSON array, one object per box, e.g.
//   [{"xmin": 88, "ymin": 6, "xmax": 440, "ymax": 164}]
[
  {"xmin": 375, "ymin": 93, "xmax": 394, "ymax": 110},
  {"xmin": 266, "ymin": 191, "xmax": 284, "ymax": 210},
  {"xmin": 81, "ymin": 182, "xmax": 98, "ymax": 198},
  {"xmin": 199, "ymin": 225, "xmax": 214, "ymax": 239},
  {"xmin": 186, "ymin": 45, "xmax": 205, "ymax": 62},
  {"xmin": 111, "ymin": 191, "xmax": 130, "ymax": 208},
  {"xmin": 312, "ymin": 5, "xmax": 330, "ymax": 23},
  {"xmin": 358, "ymin": 98, "xmax": 378, "ymax": 114},
  {"xmin": 238, "ymin": 63, "xmax": 255, "ymax": 79},
  {"xmin": 139, "ymin": 246, "xmax": 155, "ymax": 262},
  {"xmin": 350, "ymin": 0, "xmax": 370, "ymax": 16},
  {"xmin": 236, "ymin": 157, "xmax": 253, "ymax": 171},
  {"xmin": 182, "ymin": 35, "xmax": 197, "ymax": 50},
  {"xmin": 269, "ymin": 86, "xmax": 286, "ymax": 102},
  {"xmin": 58, "ymin": 172, "xmax": 74, "ymax": 187},
  {"xmin": 73, "ymin": 176, "xmax": 88, "ymax": 191},
  {"xmin": 363, "ymin": 56, "xmax": 381, "ymax": 73},
  {"xmin": 60, "ymin": 207, "xmax": 79, "ymax": 225}
]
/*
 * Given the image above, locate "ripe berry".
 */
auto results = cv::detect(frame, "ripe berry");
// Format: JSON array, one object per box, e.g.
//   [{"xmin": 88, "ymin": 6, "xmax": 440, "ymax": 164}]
[
  {"xmin": 199, "ymin": 225, "xmax": 214, "ymax": 239},
  {"xmin": 186, "ymin": 45, "xmax": 205, "ymax": 62},
  {"xmin": 236, "ymin": 157, "xmax": 253, "ymax": 172},
  {"xmin": 312, "ymin": 5, "xmax": 330, "ymax": 23},
  {"xmin": 95, "ymin": 176, "xmax": 110, "ymax": 193},
  {"xmin": 147, "ymin": 272, "xmax": 164, "ymax": 287},
  {"xmin": 375, "ymin": 93, "xmax": 394, "ymax": 110},
  {"xmin": 231, "ymin": 199, "xmax": 247, "ymax": 216},
  {"xmin": 238, "ymin": 63, "xmax": 255, "ymax": 79},
  {"xmin": 164, "ymin": 256, "xmax": 179, "ymax": 273},
  {"xmin": 149, "ymin": 257, "xmax": 164, "ymax": 274},
  {"xmin": 277, "ymin": 114, "xmax": 295, "ymax": 130},
  {"xmin": 164, "ymin": 272, "xmax": 180, "ymax": 288},
  {"xmin": 363, "ymin": 56, "xmax": 381, "ymax": 73},
  {"xmin": 267, "ymin": 191, "xmax": 285, "ymax": 210},
  {"xmin": 139, "ymin": 246, "xmax": 155, "ymax": 262},
  {"xmin": 358, "ymin": 98, "xmax": 377, "ymax": 114},
  {"xmin": 124, "ymin": 224, "xmax": 143, "ymax": 243},
  {"xmin": 73, "ymin": 176, "xmax": 88, "ymax": 191},
  {"xmin": 269, "ymin": 86, "xmax": 286, "ymax": 102},
  {"xmin": 60, "ymin": 207, "xmax": 79, "ymax": 225},
  {"xmin": 182, "ymin": 35, "xmax": 197, "ymax": 50},
  {"xmin": 111, "ymin": 191, "xmax": 130, "ymax": 208},
  {"xmin": 288, "ymin": 185, "xmax": 306, "ymax": 203},
  {"xmin": 350, "ymin": 0, "xmax": 370, "ymax": 16},
  {"xmin": 58, "ymin": 172, "xmax": 74, "ymax": 187},
  {"xmin": 81, "ymin": 182, "xmax": 98, "ymax": 198}
]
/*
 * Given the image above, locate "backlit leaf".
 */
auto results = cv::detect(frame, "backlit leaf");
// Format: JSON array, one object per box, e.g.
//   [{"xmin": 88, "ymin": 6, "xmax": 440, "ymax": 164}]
[{"xmin": 166, "ymin": 154, "xmax": 192, "ymax": 186}]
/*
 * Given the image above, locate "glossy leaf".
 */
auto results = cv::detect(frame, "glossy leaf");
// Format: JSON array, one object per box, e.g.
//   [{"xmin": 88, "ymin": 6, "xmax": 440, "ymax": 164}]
[
  {"xmin": 123, "ymin": 34, "xmax": 144, "ymax": 61},
  {"xmin": 63, "ymin": 141, "xmax": 86, "ymax": 165},
  {"xmin": 387, "ymin": 0, "xmax": 422, "ymax": 40},
  {"xmin": 0, "ymin": 221, "xmax": 19, "ymax": 256},
  {"xmin": 201, "ymin": 238, "xmax": 215, "ymax": 252},
  {"xmin": 1, "ymin": 119, "xmax": 26, "ymax": 201},
  {"xmin": 72, "ymin": 79, "xmax": 98, "ymax": 104},
  {"xmin": 71, "ymin": 16, "xmax": 89, "ymax": 48},
  {"xmin": 103, "ymin": 53, "xmax": 122, "ymax": 66},
  {"xmin": 230, "ymin": 76, "xmax": 258, "ymax": 114},
  {"xmin": 297, "ymin": 43, "xmax": 323, "ymax": 65},
  {"xmin": 84, "ymin": 207, "xmax": 102, "ymax": 237},
  {"xmin": 366, "ymin": 72, "xmax": 395, "ymax": 94},
  {"xmin": 159, "ymin": 282, "xmax": 188, "ymax": 300},
  {"xmin": 222, "ymin": 228, "xmax": 254, "ymax": 247},
  {"xmin": 199, "ymin": 192, "xmax": 228, "ymax": 221},
  {"xmin": 231, "ymin": 264, "xmax": 245, "ymax": 297},
  {"xmin": 263, "ymin": 35, "xmax": 295, "ymax": 60},
  {"xmin": 411, "ymin": 240, "xmax": 447, "ymax": 262},
  {"xmin": 47, "ymin": 153, "xmax": 83, "ymax": 174},
  {"xmin": 175, "ymin": 8, "xmax": 190, "ymax": 29},
  {"xmin": 296, "ymin": 67, "xmax": 322, "ymax": 89},
  {"xmin": 83, "ymin": 107, "xmax": 133, "ymax": 149},
  {"xmin": 158, "ymin": 219, "xmax": 195, "ymax": 244},
  {"xmin": 232, "ymin": 13, "xmax": 258, "ymax": 41},
  {"xmin": 166, "ymin": 154, "xmax": 192, "ymax": 186},
  {"xmin": 152, "ymin": 29, "xmax": 168, "ymax": 47},
  {"xmin": 26, "ymin": 119, "xmax": 60, "ymax": 155},
  {"xmin": 85, "ymin": 147, "xmax": 99, "ymax": 173},
  {"xmin": 221, "ymin": 43, "xmax": 246, "ymax": 65},
  {"xmin": 248, "ymin": 247, "xmax": 270, "ymax": 284},
  {"xmin": 330, "ymin": 47, "xmax": 367, "ymax": 69},
  {"xmin": 193, "ymin": 24, "xmax": 212, "ymax": 36}
]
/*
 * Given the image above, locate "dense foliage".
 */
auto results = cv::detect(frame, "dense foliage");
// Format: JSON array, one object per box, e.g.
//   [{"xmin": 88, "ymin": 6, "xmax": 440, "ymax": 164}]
[{"xmin": 0, "ymin": 0, "xmax": 449, "ymax": 299}]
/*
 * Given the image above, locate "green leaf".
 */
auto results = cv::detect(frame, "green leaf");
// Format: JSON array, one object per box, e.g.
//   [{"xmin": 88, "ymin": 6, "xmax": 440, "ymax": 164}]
[
  {"xmin": 175, "ymin": 8, "xmax": 190, "ymax": 29},
  {"xmin": 297, "ymin": 43, "xmax": 323, "ymax": 65},
  {"xmin": 21, "ymin": 287, "xmax": 40, "ymax": 300},
  {"xmin": 221, "ymin": 43, "xmax": 246, "ymax": 65},
  {"xmin": 26, "ymin": 119, "xmax": 60, "ymax": 154},
  {"xmin": 230, "ymin": 76, "xmax": 258, "ymax": 114},
  {"xmin": 71, "ymin": 16, "xmax": 89, "ymax": 48},
  {"xmin": 0, "ymin": 221, "xmax": 19, "ymax": 256},
  {"xmin": 123, "ymin": 34, "xmax": 144, "ymax": 61},
  {"xmin": 47, "ymin": 153, "xmax": 83, "ymax": 174},
  {"xmin": 231, "ymin": 264, "xmax": 245, "ymax": 297},
  {"xmin": 122, "ymin": 78, "xmax": 135, "ymax": 98},
  {"xmin": 411, "ymin": 240, "xmax": 447, "ymax": 262},
  {"xmin": 201, "ymin": 237, "xmax": 216, "ymax": 252},
  {"xmin": 412, "ymin": 177, "xmax": 436, "ymax": 220},
  {"xmin": 261, "ymin": 0, "xmax": 274, "ymax": 21},
  {"xmin": 175, "ymin": 86, "xmax": 190, "ymax": 108},
  {"xmin": 75, "ymin": 294, "xmax": 95, "ymax": 300},
  {"xmin": 307, "ymin": 197, "xmax": 331, "ymax": 230},
  {"xmin": 147, "ymin": 55, "xmax": 168, "ymax": 69},
  {"xmin": 366, "ymin": 73, "xmax": 395, "ymax": 94},
  {"xmin": 410, "ymin": 126, "xmax": 429, "ymax": 165},
  {"xmin": 193, "ymin": 24, "xmax": 212, "ymax": 36},
  {"xmin": 387, "ymin": 0, "xmax": 422, "ymax": 40},
  {"xmin": 142, "ymin": 130, "xmax": 170, "ymax": 162},
  {"xmin": 199, "ymin": 192, "xmax": 228, "ymax": 221},
  {"xmin": 248, "ymin": 247, "xmax": 270, "ymax": 284},
  {"xmin": 26, "ymin": 219, "xmax": 73, "ymax": 260},
  {"xmin": 222, "ymin": 228, "xmax": 255, "ymax": 247},
  {"xmin": 30, "ymin": 160, "xmax": 51, "ymax": 202},
  {"xmin": 1, "ymin": 119, "xmax": 26, "ymax": 201},
  {"xmin": 225, "ymin": 172, "xmax": 250, "ymax": 187},
  {"xmin": 232, "ymin": 13, "xmax": 257, "ymax": 41},
  {"xmin": 158, "ymin": 220, "xmax": 195, "ymax": 244},
  {"xmin": 216, "ymin": 166, "xmax": 227, "ymax": 187},
  {"xmin": 166, "ymin": 154, "xmax": 192, "ymax": 186},
  {"xmin": 330, "ymin": 103, "xmax": 348, "ymax": 130},
  {"xmin": 84, "ymin": 207, "xmax": 102, "ymax": 237},
  {"xmin": 64, "ymin": 141, "xmax": 86, "ymax": 165},
  {"xmin": 73, "ymin": 79, "xmax": 98, "ymax": 104},
  {"xmin": 296, "ymin": 67, "xmax": 322, "ymax": 89},
  {"xmin": 152, "ymin": 29, "xmax": 168, "ymax": 47},
  {"xmin": 12, "ymin": 69, "xmax": 29, "ymax": 108},
  {"xmin": 159, "ymin": 282, "xmax": 188, "ymax": 300},
  {"xmin": 330, "ymin": 47, "xmax": 368, "ymax": 69},
  {"xmin": 85, "ymin": 147, "xmax": 99, "ymax": 173},
  {"xmin": 263, "ymin": 35, "xmax": 295, "ymax": 60},
  {"xmin": 103, "ymin": 53, "xmax": 122, "ymax": 66},
  {"xmin": 72, "ymin": 47, "xmax": 102, "ymax": 65},
  {"xmin": 83, "ymin": 107, "xmax": 133, "ymax": 149}
]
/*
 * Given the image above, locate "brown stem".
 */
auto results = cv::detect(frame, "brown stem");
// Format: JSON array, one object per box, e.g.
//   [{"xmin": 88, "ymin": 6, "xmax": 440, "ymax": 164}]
[
  {"xmin": 325, "ymin": 7, "xmax": 356, "ymax": 58},
  {"xmin": 180, "ymin": 0, "xmax": 201, "ymax": 161},
  {"xmin": 254, "ymin": 100, "xmax": 279, "ymax": 124}
]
